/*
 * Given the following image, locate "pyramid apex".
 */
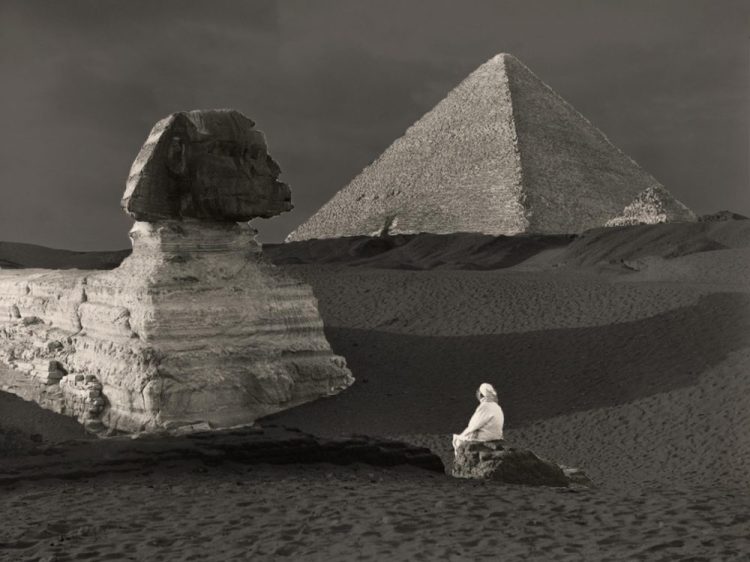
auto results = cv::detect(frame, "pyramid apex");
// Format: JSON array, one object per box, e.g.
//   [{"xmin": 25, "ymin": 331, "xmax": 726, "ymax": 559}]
[
  {"xmin": 486, "ymin": 52, "xmax": 519, "ymax": 64},
  {"xmin": 476, "ymin": 53, "xmax": 526, "ymax": 74}
]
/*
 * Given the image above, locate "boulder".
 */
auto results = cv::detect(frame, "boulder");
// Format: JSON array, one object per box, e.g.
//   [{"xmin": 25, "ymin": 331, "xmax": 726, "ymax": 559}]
[
  {"xmin": 122, "ymin": 109, "xmax": 292, "ymax": 222},
  {"xmin": 452, "ymin": 440, "xmax": 589, "ymax": 487}
]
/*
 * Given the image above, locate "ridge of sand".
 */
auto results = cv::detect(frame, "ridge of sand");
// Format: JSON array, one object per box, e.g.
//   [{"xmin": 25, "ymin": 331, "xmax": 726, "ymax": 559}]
[
  {"xmin": 3, "ymin": 219, "xmax": 747, "ymax": 273},
  {"xmin": 563, "ymin": 220, "xmax": 750, "ymax": 266},
  {"xmin": 0, "ymin": 241, "xmax": 129, "ymax": 270}
]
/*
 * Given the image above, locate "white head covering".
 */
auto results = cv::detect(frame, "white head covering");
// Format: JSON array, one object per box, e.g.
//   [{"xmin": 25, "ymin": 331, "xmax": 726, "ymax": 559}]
[{"xmin": 478, "ymin": 383, "xmax": 498, "ymax": 403}]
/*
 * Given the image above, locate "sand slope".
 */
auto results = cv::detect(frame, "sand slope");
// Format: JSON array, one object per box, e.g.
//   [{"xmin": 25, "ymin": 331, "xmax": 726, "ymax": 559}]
[
  {"xmin": 1, "ymin": 222, "xmax": 749, "ymax": 560},
  {"xmin": 3, "ymin": 219, "xmax": 747, "ymax": 273},
  {"xmin": 2, "ymin": 463, "xmax": 748, "ymax": 561},
  {"xmin": 563, "ymin": 220, "xmax": 750, "ymax": 266},
  {"xmin": 269, "ymin": 288, "xmax": 749, "ymax": 433},
  {"xmin": 268, "ymin": 220, "xmax": 750, "ymax": 271},
  {"xmin": 0, "ymin": 242, "xmax": 129, "ymax": 270}
]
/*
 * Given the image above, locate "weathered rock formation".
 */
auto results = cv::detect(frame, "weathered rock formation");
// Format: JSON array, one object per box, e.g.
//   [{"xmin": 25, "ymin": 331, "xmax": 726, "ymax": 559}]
[
  {"xmin": 0, "ymin": 110, "xmax": 353, "ymax": 433},
  {"xmin": 605, "ymin": 185, "xmax": 695, "ymax": 227},
  {"xmin": 287, "ymin": 53, "xmax": 694, "ymax": 241},
  {"xmin": 452, "ymin": 440, "xmax": 591, "ymax": 487},
  {"xmin": 123, "ymin": 109, "xmax": 291, "ymax": 221}
]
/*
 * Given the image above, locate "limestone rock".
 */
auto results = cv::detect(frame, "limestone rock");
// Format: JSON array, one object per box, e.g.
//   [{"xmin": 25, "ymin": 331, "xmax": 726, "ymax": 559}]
[
  {"xmin": 0, "ymin": 222, "xmax": 354, "ymax": 432},
  {"xmin": 287, "ymin": 53, "xmax": 693, "ymax": 241},
  {"xmin": 32, "ymin": 359, "xmax": 66, "ymax": 385},
  {"xmin": 122, "ymin": 109, "xmax": 291, "ymax": 222},
  {"xmin": 605, "ymin": 185, "xmax": 695, "ymax": 227},
  {"xmin": 452, "ymin": 440, "xmax": 588, "ymax": 487},
  {"xmin": 1, "ymin": 109, "xmax": 352, "ymax": 433}
]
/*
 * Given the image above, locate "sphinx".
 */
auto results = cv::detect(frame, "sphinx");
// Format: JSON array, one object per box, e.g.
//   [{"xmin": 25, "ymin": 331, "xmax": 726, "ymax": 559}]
[{"xmin": 0, "ymin": 109, "xmax": 353, "ymax": 433}]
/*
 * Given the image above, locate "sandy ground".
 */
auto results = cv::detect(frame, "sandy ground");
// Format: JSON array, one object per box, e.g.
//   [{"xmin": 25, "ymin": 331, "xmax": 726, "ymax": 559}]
[
  {"xmin": 0, "ymin": 242, "xmax": 128, "ymax": 270},
  {"xmin": 1, "ymin": 227, "xmax": 749, "ymax": 561},
  {"xmin": 1, "ymin": 462, "xmax": 748, "ymax": 561}
]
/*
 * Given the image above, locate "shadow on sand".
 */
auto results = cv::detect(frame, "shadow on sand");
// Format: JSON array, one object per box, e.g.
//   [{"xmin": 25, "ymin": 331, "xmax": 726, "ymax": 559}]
[{"xmin": 268, "ymin": 292, "xmax": 750, "ymax": 435}]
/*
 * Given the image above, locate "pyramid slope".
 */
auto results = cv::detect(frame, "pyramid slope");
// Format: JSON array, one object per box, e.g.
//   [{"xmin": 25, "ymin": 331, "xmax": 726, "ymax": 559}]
[
  {"xmin": 288, "ymin": 55, "xmax": 527, "ymax": 241},
  {"xmin": 503, "ymin": 56, "xmax": 692, "ymax": 233},
  {"xmin": 288, "ymin": 54, "xmax": 693, "ymax": 242}
]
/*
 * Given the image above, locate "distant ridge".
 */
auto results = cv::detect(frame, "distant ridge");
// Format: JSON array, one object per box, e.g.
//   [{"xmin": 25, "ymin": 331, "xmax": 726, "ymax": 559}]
[
  {"xmin": 288, "ymin": 53, "xmax": 694, "ymax": 241},
  {"xmin": 0, "ymin": 241, "xmax": 129, "ymax": 270},
  {"xmin": 4, "ymin": 215, "xmax": 747, "ymax": 273},
  {"xmin": 269, "ymin": 219, "xmax": 750, "ymax": 271}
]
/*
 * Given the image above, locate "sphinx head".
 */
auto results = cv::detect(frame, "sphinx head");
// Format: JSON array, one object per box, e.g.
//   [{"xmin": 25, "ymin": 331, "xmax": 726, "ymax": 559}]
[{"xmin": 122, "ymin": 109, "xmax": 292, "ymax": 222}]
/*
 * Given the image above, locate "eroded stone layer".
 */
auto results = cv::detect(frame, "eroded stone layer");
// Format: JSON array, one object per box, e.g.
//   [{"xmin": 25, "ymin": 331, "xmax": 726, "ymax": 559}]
[
  {"xmin": 0, "ymin": 222, "xmax": 353, "ymax": 432},
  {"xmin": 122, "ymin": 109, "xmax": 292, "ymax": 222}
]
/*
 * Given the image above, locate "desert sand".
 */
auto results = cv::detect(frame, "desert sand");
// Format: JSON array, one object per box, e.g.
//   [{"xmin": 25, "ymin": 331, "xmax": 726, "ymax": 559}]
[
  {"xmin": 0, "ymin": 242, "xmax": 129, "ymax": 271},
  {"xmin": 1, "ymin": 221, "xmax": 749, "ymax": 560}
]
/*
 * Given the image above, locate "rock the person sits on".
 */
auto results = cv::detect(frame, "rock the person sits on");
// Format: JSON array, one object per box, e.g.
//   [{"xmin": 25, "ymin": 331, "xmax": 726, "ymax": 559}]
[
  {"xmin": 452, "ymin": 440, "xmax": 574, "ymax": 487},
  {"xmin": 451, "ymin": 382, "xmax": 591, "ymax": 487}
]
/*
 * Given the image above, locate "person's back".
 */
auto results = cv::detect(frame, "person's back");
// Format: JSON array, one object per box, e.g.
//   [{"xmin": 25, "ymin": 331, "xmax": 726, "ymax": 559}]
[
  {"xmin": 452, "ymin": 383, "xmax": 504, "ymax": 451},
  {"xmin": 468, "ymin": 400, "xmax": 504, "ymax": 441}
]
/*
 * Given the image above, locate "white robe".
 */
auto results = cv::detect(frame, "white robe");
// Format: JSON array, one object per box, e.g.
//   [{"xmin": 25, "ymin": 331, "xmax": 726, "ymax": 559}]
[{"xmin": 453, "ymin": 400, "xmax": 504, "ymax": 450}]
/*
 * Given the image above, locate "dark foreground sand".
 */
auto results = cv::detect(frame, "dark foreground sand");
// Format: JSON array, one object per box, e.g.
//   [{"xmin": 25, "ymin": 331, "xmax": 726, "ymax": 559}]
[
  {"xmin": 1, "ymin": 461, "xmax": 748, "ymax": 561},
  {"xmin": 1, "ymin": 228, "xmax": 749, "ymax": 561}
]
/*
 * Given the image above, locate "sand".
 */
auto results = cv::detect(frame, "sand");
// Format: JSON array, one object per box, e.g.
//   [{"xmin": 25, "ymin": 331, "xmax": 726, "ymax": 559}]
[
  {"xmin": 1, "ymin": 224, "xmax": 749, "ymax": 560},
  {"xmin": 0, "ymin": 242, "xmax": 129, "ymax": 270},
  {"xmin": 2, "ymin": 463, "xmax": 748, "ymax": 561}
]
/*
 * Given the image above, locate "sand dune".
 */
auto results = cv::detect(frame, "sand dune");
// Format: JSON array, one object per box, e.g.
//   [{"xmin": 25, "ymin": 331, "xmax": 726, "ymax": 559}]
[
  {"xmin": 1, "ymin": 223, "xmax": 749, "ymax": 560},
  {"xmin": 402, "ymin": 347, "xmax": 750, "ymax": 491},
  {"xmin": 266, "ymin": 219, "xmax": 750, "ymax": 271},
  {"xmin": 281, "ymin": 266, "xmax": 723, "ymax": 336},
  {"xmin": 563, "ymin": 220, "xmax": 750, "ymax": 266},
  {"xmin": 3, "ymin": 219, "xmax": 747, "ymax": 273},
  {"xmin": 268, "ymin": 291, "xmax": 749, "ymax": 432},
  {"xmin": 508, "ymin": 347, "xmax": 750, "ymax": 490},
  {"xmin": 267, "ymin": 233, "xmax": 574, "ymax": 270},
  {"xmin": 620, "ymin": 247, "xmax": 750, "ymax": 287},
  {"xmin": 0, "ymin": 241, "xmax": 129, "ymax": 270},
  {"xmin": 2, "ymin": 461, "xmax": 748, "ymax": 561}
]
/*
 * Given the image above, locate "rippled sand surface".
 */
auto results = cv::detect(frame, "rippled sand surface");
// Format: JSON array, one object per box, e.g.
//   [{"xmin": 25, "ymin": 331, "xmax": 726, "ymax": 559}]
[{"xmin": 2, "ymin": 236, "xmax": 749, "ymax": 560}]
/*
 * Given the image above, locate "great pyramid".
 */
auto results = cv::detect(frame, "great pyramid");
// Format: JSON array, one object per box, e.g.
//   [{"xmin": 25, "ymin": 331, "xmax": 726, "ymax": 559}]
[{"xmin": 287, "ymin": 54, "xmax": 694, "ymax": 241}]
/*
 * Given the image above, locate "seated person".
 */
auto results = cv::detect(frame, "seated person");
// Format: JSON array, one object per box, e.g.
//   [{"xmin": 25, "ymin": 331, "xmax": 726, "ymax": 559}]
[{"xmin": 452, "ymin": 383, "xmax": 504, "ymax": 451}]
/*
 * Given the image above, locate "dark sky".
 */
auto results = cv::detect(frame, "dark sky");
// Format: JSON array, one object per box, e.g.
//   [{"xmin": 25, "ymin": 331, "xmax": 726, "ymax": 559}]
[{"xmin": 1, "ymin": 0, "xmax": 747, "ymax": 250}]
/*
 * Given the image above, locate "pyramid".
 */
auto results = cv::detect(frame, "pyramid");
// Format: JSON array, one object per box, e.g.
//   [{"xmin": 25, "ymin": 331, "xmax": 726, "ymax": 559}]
[
  {"xmin": 605, "ymin": 185, "xmax": 695, "ymax": 227},
  {"xmin": 287, "ymin": 54, "xmax": 694, "ymax": 241}
]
